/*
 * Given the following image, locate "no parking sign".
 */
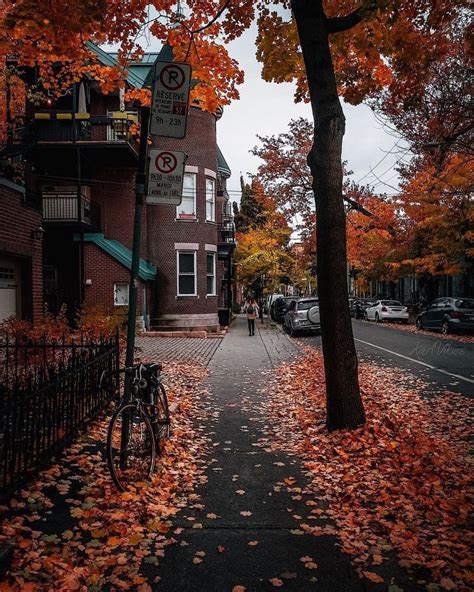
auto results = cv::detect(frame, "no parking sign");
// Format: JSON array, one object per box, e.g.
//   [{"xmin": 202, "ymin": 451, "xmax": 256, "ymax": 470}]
[
  {"xmin": 150, "ymin": 62, "xmax": 192, "ymax": 138},
  {"xmin": 146, "ymin": 149, "xmax": 186, "ymax": 205}
]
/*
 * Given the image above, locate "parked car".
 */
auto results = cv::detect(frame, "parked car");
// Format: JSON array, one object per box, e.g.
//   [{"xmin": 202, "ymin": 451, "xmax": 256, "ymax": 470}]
[
  {"xmin": 351, "ymin": 298, "xmax": 377, "ymax": 319},
  {"xmin": 284, "ymin": 298, "xmax": 320, "ymax": 336},
  {"xmin": 264, "ymin": 293, "xmax": 285, "ymax": 315},
  {"xmin": 416, "ymin": 297, "xmax": 474, "ymax": 334},
  {"xmin": 365, "ymin": 300, "xmax": 409, "ymax": 323},
  {"xmin": 272, "ymin": 297, "xmax": 295, "ymax": 323}
]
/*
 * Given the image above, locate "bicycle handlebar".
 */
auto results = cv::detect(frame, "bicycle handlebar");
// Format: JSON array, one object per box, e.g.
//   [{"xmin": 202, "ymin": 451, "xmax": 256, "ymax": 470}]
[{"xmin": 99, "ymin": 362, "xmax": 163, "ymax": 391}]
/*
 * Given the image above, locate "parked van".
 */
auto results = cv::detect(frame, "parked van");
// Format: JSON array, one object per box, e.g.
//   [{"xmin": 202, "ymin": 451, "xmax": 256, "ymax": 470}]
[{"xmin": 264, "ymin": 293, "xmax": 285, "ymax": 315}]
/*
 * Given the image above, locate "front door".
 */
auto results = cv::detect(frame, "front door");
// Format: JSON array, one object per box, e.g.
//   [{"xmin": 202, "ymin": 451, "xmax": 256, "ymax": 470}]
[{"xmin": 0, "ymin": 259, "xmax": 19, "ymax": 323}]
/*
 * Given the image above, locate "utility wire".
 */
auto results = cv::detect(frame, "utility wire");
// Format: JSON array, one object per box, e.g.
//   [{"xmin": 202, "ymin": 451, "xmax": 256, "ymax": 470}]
[{"xmin": 355, "ymin": 139, "xmax": 404, "ymax": 184}]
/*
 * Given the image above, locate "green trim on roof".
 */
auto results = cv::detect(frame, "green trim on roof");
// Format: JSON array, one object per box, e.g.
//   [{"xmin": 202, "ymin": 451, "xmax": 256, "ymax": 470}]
[
  {"xmin": 86, "ymin": 41, "xmax": 199, "ymax": 91},
  {"xmin": 86, "ymin": 41, "xmax": 145, "ymax": 89},
  {"xmin": 217, "ymin": 146, "xmax": 231, "ymax": 178},
  {"xmin": 74, "ymin": 233, "xmax": 157, "ymax": 281}
]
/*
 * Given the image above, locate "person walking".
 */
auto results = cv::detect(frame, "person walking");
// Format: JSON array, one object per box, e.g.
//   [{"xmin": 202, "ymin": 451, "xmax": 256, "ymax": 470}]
[{"xmin": 245, "ymin": 297, "xmax": 259, "ymax": 336}]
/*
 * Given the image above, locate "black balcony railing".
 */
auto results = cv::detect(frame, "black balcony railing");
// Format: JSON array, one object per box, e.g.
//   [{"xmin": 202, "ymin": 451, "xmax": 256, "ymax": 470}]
[
  {"xmin": 0, "ymin": 333, "xmax": 120, "ymax": 496},
  {"xmin": 8, "ymin": 115, "xmax": 138, "ymax": 147},
  {"xmin": 42, "ymin": 192, "xmax": 101, "ymax": 230},
  {"xmin": 219, "ymin": 216, "xmax": 236, "ymax": 245}
]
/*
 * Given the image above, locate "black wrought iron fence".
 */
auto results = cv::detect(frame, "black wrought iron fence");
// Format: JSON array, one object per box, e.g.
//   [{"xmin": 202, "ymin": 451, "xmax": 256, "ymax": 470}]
[{"xmin": 0, "ymin": 334, "xmax": 120, "ymax": 496}]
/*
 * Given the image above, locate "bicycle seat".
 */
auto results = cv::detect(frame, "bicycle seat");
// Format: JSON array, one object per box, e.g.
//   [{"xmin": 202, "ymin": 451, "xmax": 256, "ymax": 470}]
[{"xmin": 141, "ymin": 362, "xmax": 162, "ymax": 375}]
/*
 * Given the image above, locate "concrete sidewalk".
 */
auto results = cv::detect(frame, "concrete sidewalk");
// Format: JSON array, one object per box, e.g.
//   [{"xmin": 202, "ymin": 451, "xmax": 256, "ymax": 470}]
[{"xmin": 144, "ymin": 316, "xmax": 364, "ymax": 591}]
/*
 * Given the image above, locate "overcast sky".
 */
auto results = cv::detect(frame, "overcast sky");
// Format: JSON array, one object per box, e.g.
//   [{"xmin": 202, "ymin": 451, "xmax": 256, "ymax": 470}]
[
  {"xmin": 216, "ymin": 24, "xmax": 406, "ymax": 202},
  {"xmin": 132, "ymin": 9, "xmax": 408, "ymax": 204}
]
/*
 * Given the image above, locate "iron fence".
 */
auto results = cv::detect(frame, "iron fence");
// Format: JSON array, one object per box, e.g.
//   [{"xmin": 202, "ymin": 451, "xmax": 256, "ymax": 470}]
[{"xmin": 0, "ymin": 333, "xmax": 120, "ymax": 496}]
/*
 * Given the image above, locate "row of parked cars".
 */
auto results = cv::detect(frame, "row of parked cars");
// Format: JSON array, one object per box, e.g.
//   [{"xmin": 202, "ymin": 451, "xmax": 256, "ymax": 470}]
[
  {"xmin": 269, "ymin": 295, "xmax": 474, "ymax": 337},
  {"xmin": 350, "ymin": 296, "xmax": 474, "ymax": 334}
]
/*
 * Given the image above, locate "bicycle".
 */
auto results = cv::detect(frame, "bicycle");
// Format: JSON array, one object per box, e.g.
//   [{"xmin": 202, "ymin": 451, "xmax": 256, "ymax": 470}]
[{"xmin": 100, "ymin": 362, "xmax": 170, "ymax": 492}]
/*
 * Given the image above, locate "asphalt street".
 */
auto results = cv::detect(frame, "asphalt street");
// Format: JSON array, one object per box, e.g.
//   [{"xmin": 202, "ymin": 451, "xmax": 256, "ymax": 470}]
[{"xmin": 297, "ymin": 319, "xmax": 474, "ymax": 398}]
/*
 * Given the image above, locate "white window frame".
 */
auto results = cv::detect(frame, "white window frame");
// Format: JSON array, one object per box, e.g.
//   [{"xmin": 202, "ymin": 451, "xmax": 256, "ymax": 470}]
[
  {"xmin": 206, "ymin": 252, "xmax": 216, "ymax": 296},
  {"xmin": 114, "ymin": 282, "xmax": 129, "ymax": 306},
  {"xmin": 177, "ymin": 173, "xmax": 197, "ymax": 219},
  {"xmin": 205, "ymin": 177, "xmax": 216, "ymax": 222},
  {"xmin": 176, "ymin": 251, "xmax": 197, "ymax": 296}
]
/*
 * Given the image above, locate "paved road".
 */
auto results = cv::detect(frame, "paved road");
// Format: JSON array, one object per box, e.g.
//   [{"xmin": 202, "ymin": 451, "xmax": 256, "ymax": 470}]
[{"xmin": 297, "ymin": 320, "xmax": 474, "ymax": 398}]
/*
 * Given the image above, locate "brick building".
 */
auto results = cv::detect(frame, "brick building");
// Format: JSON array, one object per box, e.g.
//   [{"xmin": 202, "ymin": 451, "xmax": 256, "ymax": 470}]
[
  {"xmin": 0, "ymin": 178, "xmax": 43, "ymax": 324},
  {"xmin": 3, "ymin": 43, "xmax": 235, "ymax": 331}
]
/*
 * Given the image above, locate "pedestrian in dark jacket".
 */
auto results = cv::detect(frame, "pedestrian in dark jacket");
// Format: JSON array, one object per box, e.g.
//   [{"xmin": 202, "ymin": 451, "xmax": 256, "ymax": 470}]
[{"xmin": 244, "ymin": 298, "xmax": 259, "ymax": 336}]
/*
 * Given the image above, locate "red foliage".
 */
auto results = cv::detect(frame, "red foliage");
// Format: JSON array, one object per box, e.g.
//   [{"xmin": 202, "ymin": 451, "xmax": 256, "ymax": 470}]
[
  {"xmin": 259, "ymin": 351, "xmax": 473, "ymax": 590},
  {"xmin": 0, "ymin": 362, "xmax": 210, "ymax": 591}
]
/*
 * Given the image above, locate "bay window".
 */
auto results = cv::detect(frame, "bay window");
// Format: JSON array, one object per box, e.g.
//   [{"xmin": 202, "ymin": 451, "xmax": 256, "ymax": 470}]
[
  {"xmin": 177, "ymin": 251, "xmax": 196, "ymax": 296},
  {"xmin": 177, "ymin": 173, "xmax": 196, "ymax": 219},
  {"xmin": 206, "ymin": 178, "xmax": 215, "ymax": 222},
  {"xmin": 206, "ymin": 253, "xmax": 216, "ymax": 296}
]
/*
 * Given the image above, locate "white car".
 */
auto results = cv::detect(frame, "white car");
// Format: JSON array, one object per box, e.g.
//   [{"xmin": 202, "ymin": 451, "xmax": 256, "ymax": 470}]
[{"xmin": 365, "ymin": 300, "xmax": 409, "ymax": 323}]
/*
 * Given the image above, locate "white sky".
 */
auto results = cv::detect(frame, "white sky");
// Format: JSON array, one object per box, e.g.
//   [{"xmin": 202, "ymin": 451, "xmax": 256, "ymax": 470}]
[
  {"xmin": 132, "ymin": 9, "xmax": 408, "ymax": 204},
  {"xmin": 216, "ymin": 24, "xmax": 406, "ymax": 201}
]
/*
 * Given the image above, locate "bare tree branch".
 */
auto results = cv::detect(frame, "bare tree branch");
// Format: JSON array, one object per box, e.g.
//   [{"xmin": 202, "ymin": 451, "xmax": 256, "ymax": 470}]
[
  {"xmin": 344, "ymin": 195, "xmax": 373, "ymax": 217},
  {"xmin": 326, "ymin": 8, "xmax": 362, "ymax": 34},
  {"xmin": 192, "ymin": 0, "xmax": 232, "ymax": 34}
]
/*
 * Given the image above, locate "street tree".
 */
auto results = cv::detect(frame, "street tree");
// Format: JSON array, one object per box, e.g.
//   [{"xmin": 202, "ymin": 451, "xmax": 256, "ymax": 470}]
[
  {"xmin": 1, "ymin": 0, "xmax": 468, "ymax": 430},
  {"xmin": 396, "ymin": 155, "xmax": 474, "ymax": 297},
  {"xmin": 234, "ymin": 177, "xmax": 268, "ymax": 232}
]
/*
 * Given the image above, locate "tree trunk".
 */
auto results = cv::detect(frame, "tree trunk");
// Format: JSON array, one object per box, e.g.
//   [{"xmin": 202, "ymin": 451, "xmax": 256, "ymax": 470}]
[{"xmin": 292, "ymin": 0, "xmax": 365, "ymax": 430}]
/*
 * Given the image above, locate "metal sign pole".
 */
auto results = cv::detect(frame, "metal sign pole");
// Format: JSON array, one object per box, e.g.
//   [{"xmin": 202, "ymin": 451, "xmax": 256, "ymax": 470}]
[
  {"xmin": 120, "ymin": 106, "xmax": 150, "ymax": 466},
  {"xmin": 124, "ymin": 106, "xmax": 150, "ymax": 385}
]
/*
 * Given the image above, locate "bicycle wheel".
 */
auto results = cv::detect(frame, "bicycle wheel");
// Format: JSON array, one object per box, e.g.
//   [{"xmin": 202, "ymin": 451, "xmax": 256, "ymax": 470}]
[
  {"xmin": 107, "ymin": 403, "xmax": 156, "ymax": 492},
  {"xmin": 156, "ymin": 383, "xmax": 171, "ymax": 440},
  {"xmin": 146, "ymin": 384, "xmax": 171, "ymax": 452}
]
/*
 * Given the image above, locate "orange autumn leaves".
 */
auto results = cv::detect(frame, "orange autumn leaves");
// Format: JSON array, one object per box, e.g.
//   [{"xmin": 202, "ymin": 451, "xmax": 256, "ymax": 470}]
[
  {"xmin": 0, "ymin": 0, "xmax": 244, "ymax": 121},
  {"xmin": 2, "ymin": 0, "xmax": 469, "ymax": 121},
  {"xmin": 0, "ymin": 362, "xmax": 210, "ymax": 591},
  {"xmin": 260, "ymin": 350, "xmax": 473, "ymax": 591}
]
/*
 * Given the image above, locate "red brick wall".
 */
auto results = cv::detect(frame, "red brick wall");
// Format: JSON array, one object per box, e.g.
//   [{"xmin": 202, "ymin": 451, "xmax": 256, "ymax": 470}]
[
  {"xmin": 147, "ymin": 107, "xmax": 220, "ymax": 318},
  {"xmin": 82, "ymin": 243, "xmax": 147, "ymax": 318},
  {"xmin": 0, "ymin": 181, "xmax": 43, "ymax": 322}
]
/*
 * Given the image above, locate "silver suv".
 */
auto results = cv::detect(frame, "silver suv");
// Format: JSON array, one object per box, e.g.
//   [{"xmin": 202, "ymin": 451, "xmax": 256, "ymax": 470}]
[{"xmin": 284, "ymin": 298, "xmax": 320, "ymax": 337}]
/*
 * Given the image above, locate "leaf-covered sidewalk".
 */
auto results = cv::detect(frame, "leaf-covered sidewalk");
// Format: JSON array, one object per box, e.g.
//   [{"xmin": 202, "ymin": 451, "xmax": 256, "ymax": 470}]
[
  {"xmin": 0, "ymin": 362, "xmax": 211, "ymax": 591},
  {"xmin": 0, "ymin": 319, "xmax": 471, "ymax": 591}
]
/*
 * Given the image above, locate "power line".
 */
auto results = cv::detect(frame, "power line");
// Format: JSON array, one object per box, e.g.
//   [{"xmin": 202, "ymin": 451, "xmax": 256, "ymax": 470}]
[
  {"xmin": 355, "ymin": 139, "xmax": 404, "ymax": 184},
  {"xmin": 34, "ymin": 173, "xmax": 471, "ymax": 199}
]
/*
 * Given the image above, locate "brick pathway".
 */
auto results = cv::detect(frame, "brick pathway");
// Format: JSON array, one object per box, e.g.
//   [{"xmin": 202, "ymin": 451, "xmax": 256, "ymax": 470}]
[{"xmin": 135, "ymin": 335, "xmax": 223, "ymax": 366}]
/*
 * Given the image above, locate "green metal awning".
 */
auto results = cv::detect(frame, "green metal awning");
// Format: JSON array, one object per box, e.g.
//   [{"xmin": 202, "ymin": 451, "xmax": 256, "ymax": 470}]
[
  {"xmin": 74, "ymin": 233, "xmax": 157, "ymax": 281},
  {"xmin": 217, "ymin": 145, "xmax": 231, "ymax": 178}
]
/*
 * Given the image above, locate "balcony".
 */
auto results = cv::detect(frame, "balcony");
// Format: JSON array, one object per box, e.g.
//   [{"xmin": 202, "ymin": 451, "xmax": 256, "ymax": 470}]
[
  {"xmin": 42, "ymin": 188, "xmax": 101, "ymax": 231},
  {"xmin": 6, "ymin": 113, "xmax": 139, "ymax": 167},
  {"xmin": 218, "ymin": 216, "xmax": 237, "ymax": 257}
]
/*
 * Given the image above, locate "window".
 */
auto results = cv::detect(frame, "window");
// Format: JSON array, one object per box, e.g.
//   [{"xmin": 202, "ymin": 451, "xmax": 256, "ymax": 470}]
[
  {"xmin": 177, "ymin": 252, "xmax": 196, "ymax": 295},
  {"xmin": 114, "ymin": 283, "xmax": 129, "ymax": 306},
  {"xmin": 177, "ymin": 173, "xmax": 196, "ymax": 219},
  {"xmin": 206, "ymin": 178, "xmax": 215, "ymax": 222},
  {"xmin": 0, "ymin": 267, "xmax": 15, "ymax": 280},
  {"xmin": 206, "ymin": 253, "xmax": 216, "ymax": 295}
]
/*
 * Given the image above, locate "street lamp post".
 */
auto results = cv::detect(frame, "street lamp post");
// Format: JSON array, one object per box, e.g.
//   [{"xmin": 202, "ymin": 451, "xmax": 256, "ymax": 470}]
[{"xmin": 260, "ymin": 273, "xmax": 266, "ymax": 323}]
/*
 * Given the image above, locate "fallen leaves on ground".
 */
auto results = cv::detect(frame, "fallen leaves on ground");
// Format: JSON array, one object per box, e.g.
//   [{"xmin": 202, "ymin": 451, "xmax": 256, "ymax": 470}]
[
  {"xmin": 260, "ymin": 350, "xmax": 473, "ymax": 591},
  {"xmin": 0, "ymin": 362, "xmax": 211, "ymax": 591}
]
